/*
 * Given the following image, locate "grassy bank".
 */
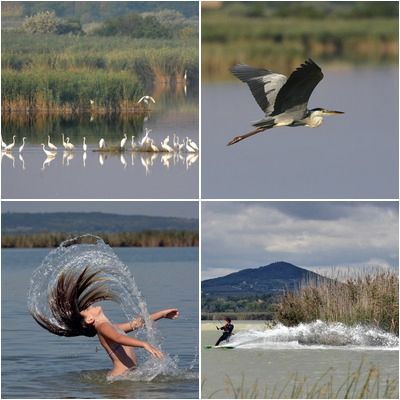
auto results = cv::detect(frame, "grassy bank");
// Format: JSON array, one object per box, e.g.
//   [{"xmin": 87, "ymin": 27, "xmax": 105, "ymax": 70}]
[
  {"xmin": 1, "ymin": 230, "xmax": 198, "ymax": 248},
  {"xmin": 1, "ymin": 31, "xmax": 198, "ymax": 112},
  {"xmin": 202, "ymin": 14, "xmax": 398, "ymax": 81},
  {"xmin": 276, "ymin": 271, "xmax": 398, "ymax": 334}
]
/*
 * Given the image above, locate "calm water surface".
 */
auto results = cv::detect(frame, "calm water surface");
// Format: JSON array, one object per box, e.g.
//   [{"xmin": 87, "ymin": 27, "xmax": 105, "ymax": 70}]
[
  {"xmin": 2, "ymin": 90, "xmax": 198, "ymax": 199},
  {"xmin": 202, "ymin": 322, "xmax": 399, "ymax": 399},
  {"xmin": 202, "ymin": 68, "xmax": 398, "ymax": 199},
  {"xmin": 2, "ymin": 247, "xmax": 199, "ymax": 398}
]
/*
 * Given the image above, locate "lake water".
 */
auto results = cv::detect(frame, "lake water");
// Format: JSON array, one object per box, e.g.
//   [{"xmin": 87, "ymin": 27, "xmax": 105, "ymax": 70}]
[
  {"xmin": 202, "ymin": 321, "xmax": 399, "ymax": 399},
  {"xmin": 1, "ymin": 89, "xmax": 198, "ymax": 199},
  {"xmin": 1, "ymin": 247, "xmax": 199, "ymax": 398},
  {"xmin": 202, "ymin": 68, "xmax": 398, "ymax": 199}
]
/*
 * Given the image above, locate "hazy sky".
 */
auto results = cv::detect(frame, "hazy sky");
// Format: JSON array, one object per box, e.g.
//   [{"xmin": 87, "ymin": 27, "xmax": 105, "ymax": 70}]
[
  {"xmin": 1, "ymin": 201, "xmax": 198, "ymax": 219},
  {"xmin": 202, "ymin": 202, "xmax": 399, "ymax": 280}
]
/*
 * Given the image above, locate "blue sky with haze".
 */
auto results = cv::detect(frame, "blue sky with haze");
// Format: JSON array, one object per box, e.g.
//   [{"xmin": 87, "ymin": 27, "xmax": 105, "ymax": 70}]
[{"xmin": 202, "ymin": 202, "xmax": 398, "ymax": 280}]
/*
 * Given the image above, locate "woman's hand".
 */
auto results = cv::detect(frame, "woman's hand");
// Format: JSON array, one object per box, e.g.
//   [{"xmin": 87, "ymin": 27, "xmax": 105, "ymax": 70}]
[
  {"xmin": 143, "ymin": 342, "xmax": 164, "ymax": 359},
  {"xmin": 163, "ymin": 308, "xmax": 179, "ymax": 319}
]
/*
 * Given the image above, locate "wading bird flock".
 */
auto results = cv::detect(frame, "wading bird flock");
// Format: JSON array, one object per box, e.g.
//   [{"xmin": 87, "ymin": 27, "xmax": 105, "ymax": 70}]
[{"xmin": 1, "ymin": 130, "xmax": 199, "ymax": 172}]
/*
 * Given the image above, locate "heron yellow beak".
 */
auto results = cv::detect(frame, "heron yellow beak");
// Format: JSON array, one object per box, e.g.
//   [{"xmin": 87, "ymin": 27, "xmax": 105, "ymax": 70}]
[{"xmin": 323, "ymin": 110, "xmax": 344, "ymax": 115}]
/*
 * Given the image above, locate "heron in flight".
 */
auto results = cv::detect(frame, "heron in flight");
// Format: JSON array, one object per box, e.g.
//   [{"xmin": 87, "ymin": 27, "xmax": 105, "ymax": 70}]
[{"xmin": 227, "ymin": 59, "xmax": 344, "ymax": 146}]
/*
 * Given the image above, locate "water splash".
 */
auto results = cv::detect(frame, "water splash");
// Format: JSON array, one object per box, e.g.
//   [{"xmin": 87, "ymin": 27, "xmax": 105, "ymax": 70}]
[
  {"xmin": 227, "ymin": 320, "xmax": 399, "ymax": 350},
  {"xmin": 27, "ymin": 235, "xmax": 178, "ymax": 379}
]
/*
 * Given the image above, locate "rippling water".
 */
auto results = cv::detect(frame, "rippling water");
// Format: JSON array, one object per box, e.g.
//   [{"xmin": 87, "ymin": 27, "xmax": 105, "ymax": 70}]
[{"xmin": 2, "ymin": 246, "xmax": 199, "ymax": 398}]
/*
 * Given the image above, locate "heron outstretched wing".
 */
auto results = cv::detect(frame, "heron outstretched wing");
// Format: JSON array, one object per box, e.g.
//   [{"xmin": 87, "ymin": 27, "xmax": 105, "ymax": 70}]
[
  {"xmin": 272, "ymin": 59, "xmax": 323, "ymax": 115},
  {"xmin": 230, "ymin": 64, "xmax": 287, "ymax": 115}
]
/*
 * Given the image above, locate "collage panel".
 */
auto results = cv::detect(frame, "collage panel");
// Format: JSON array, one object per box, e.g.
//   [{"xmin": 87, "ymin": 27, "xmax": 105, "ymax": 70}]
[
  {"xmin": 201, "ymin": 201, "xmax": 399, "ymax": 398},
  {"xmin": 201, "ymin": 1, "xmax": 398, "ymax": 199},
  {"xmin": 1, "ymin": 201, "xmax": 199, "ymax": 398},
  {"xmin": 1, "ymin": 1, "xmax": 199, "ymax": 199}
]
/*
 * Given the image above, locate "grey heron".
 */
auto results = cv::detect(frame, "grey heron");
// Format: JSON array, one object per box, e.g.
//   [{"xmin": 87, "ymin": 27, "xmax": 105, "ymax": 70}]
[{"xmin": 227, "ymin": 59, "xmax": 344, "ymax": 146}]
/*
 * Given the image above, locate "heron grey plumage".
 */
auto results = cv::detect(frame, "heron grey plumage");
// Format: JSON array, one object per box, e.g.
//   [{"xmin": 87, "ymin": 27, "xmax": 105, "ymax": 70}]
[{"xmin": 227, "ymin": 59, "xmax": 344, "ymax": 146}]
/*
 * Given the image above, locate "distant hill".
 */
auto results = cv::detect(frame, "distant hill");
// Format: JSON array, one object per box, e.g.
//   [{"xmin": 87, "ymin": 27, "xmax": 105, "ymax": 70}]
[
  {"xmin": 2, "ymin": 212, "xmax": 198, "ymax": 235},
  {"xmin": 202, "ymin": 261, "xmax": 329, "ymax": 298}
]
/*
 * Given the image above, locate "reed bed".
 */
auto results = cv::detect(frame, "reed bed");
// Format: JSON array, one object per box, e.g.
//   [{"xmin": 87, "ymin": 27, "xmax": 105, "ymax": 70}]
[
  {"xmin": 202, "ymin": 16, "xmax": 398, "ymax": 81},
  {"xmin": 2, "ymin": 230, "xmax": 199, "ymax": 248},
  {"xmin": 275, "ymin": 271, "xmax": 399, "ymax": 334},
  {"xmin": 1, "ymin": 31, "xmax": 198, "ymax": 112}
]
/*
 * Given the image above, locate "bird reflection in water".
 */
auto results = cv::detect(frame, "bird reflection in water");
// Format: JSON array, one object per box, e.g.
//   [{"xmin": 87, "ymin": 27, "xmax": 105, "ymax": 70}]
[
  {"xmin": 19, "ymin": 153, "xmax": 26, "ymax": 170},
  {"xmin": 2, "ymin": 151, "xmax": 15, "ymax": 168},
  {"xmin": 41, "ymin": 154, "xmax": 56, "ymax": 171}
]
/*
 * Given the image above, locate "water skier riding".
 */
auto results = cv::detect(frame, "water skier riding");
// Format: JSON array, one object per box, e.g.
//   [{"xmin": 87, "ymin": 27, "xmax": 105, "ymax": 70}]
[{"xmin": 215, "ymin": 317, "xmax": 234, "ymax": 346}]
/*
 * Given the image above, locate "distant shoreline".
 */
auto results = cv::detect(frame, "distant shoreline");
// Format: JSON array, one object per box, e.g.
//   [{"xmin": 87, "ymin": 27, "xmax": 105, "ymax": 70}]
[{"xmin": 2, "ymin": 231, "xmax": 199, "ymax": 248}]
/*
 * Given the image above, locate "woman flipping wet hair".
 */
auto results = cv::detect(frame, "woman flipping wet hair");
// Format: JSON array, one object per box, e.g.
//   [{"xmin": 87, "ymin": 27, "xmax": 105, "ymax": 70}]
[{"xmin": 30, "ymin": 266, "xmax": 179, "ymax": 377}]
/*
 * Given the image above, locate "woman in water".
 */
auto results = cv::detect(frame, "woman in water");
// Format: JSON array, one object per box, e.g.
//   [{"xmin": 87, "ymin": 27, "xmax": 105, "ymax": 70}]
[{"xmin": 30, "ymin": 266, "xmax": 179, "ymax": 377}]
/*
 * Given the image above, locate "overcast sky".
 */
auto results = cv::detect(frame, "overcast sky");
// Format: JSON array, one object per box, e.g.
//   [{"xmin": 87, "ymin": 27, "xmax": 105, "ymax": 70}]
[
  {"xmin": 202, "ymin": 202, "xmax": 399, "ymax": 280},
  {"xmin": 1, "ymin": 201, "xmax": 198, "ymax": 219}
]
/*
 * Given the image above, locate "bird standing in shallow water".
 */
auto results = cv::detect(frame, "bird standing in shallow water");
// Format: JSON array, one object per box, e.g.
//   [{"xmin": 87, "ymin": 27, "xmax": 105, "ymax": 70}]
[
  {"xmin": 19, "ymin": 137, "xmax": 26, "ymax": 153},
  {"xmin": 227, "ymin": 59, "xmax": 344, "ymax": 146}
]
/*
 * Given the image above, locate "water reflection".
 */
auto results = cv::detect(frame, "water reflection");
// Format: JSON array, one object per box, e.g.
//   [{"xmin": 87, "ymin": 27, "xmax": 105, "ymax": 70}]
[
  {"xmin": 3, "ymin": 148, "xmax": 198, "ymax": 174},
  {"xmin": 2, "ymin": 85, "xmax": 199, "ymax": 199}
]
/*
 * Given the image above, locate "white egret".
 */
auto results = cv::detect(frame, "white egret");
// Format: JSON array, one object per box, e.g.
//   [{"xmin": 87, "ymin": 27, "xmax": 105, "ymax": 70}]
[
  {"xmin": 120, "ymin": 133, "xmax": 127, "ymax": 150},
  {"xmin": 185, "ymin": 136, "xmax": 196, "ymax": 153},
  {"xmin": 82, "ymin": 136, "xmax": 87, "ymax": 152},
  {"xmin": 140, "ymin": 128, "xmax": 152, "ymax": 151},
  {"xmin": 48, "ymin": 135, "xmax": 57, "ymax": 151},
  {"xmin": 41, "ymin": 144, "xmax": 57, "ymax": 157},
  {"xmin": 138, "ymin": 96, "xmax": 156, "ymax": 105},
  {"xmin": 19, "ymin": 137, "xmax": 26, "ymax": 153},
  {"xmin": 188, "ymin": 138, "xmax": 199, "ymax": 152},
  {"xmin": 161, "ymin": 137, "xmax": 174, "ymax": 153},
  {"xmin": 149, "ymin": 139, "xmax": 159, "ymax": 152},
  {"xmin": 4, "ymin": 135, "xmax": 16, "ymax": 152},
  {"xmin": 65, "ymin": 137, "xmax": 75, "ymax": 151},
  {"xmin": 61, "ymin": 133, "xmax": 68, "ymax": 149},
  {"xmin": 99, "ymin": 138, "xmax": 105, "ymax": 149}
]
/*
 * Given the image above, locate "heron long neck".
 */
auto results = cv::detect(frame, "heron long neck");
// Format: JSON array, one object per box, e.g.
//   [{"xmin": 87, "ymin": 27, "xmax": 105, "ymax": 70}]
[{"xmin": 305, "ymin": 111, "xmax": 324, "ymax": 127}]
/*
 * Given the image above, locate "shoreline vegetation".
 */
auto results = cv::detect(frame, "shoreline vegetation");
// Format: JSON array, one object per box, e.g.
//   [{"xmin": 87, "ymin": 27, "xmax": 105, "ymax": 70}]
[
  {"xmin": 202, "ymin": 360, "xmax": 399, "ymax": 399},
  {"xmin": 1, "ymin": 230, "xmax": 198, "ymax": 248},
  {"xmin": 2, "ymin": 8, "xmax": 198, "ymax": 114},
  {"xmin": 202, "ymin": 271, "xmax": 398, "ymax": 335},
  {"xmin": 202, "ymin": 2, "xmax": 398, "ymax": 81}
]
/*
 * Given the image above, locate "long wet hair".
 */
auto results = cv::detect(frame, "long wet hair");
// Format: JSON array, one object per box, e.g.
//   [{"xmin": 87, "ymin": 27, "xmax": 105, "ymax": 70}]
[{"xmin": 30, "ymin": 266, "xmax": 118, "ymax": 337}]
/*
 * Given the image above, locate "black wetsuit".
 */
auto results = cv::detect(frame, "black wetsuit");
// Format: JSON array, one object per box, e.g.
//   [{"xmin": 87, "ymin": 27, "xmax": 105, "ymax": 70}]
[{"xmin": 215, "ymin": 323, "xmax": 234, "ymax": 346}]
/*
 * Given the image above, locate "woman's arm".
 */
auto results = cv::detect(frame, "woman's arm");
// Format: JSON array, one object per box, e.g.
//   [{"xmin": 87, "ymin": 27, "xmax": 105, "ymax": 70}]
[
  {"xmin": 116, "ymin": 308, "xmax": 179, "ymax": 333},
  {"xmin": 96, "ymin": 322, "xmax": 163, "ymax": 359}
]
